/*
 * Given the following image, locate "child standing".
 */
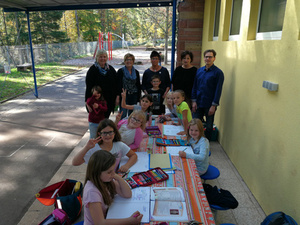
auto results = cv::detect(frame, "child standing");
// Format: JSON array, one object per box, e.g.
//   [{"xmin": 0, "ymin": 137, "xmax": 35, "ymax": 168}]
[
  {"xmin": 83, "ymin": 150, "xmax": 143, "ymax": 224},
  {"xmin": 121, "ymin": 89, "xmax": 153, "ymax": 125},
  {"xmin": 147, "ymin": 75, "xmax": 165, "ymax": 115},
  {"xmin": 178, "ymin": 119, "xmax": 209, "ymax": 175},
  {"xmin": 72, "ymin": 119, "xmax": 137, "ymax": 173},
  {"xmin": 115, "ymin": 110, "xmax": 146, "ymax": 150},
  {"xmin": 173, "ymin": 89, "xmax": 192, "ymax": 135},
  {"xmin": 86, "ymin": 86, "xmax": 108, "ymax": 139}
]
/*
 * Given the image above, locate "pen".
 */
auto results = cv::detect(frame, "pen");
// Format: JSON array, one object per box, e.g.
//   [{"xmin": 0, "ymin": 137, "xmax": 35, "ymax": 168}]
[
  {"xmin": 122, "ymin": 170, "xmax": 130, "ymax": 178},
  {"xmin": 183, "ymin": 148, "xmax": 187, "ymax": 152},
  {"xmin": 133, "ymin": 213, "xmax": 140, "ymax": 218}
]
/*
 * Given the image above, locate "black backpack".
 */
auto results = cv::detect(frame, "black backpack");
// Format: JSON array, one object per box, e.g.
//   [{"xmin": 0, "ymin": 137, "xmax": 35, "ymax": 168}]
[
  {"xmin": 202, "ymin": 183, "xmax": 238, "ymax": 209},
  {"xmin": 261, "ymin": 211, "xmax": 298, "ymax": 225}
]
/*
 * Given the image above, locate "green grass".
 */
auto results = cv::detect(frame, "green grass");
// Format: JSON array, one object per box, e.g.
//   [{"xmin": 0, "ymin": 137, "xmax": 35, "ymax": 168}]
[{"xmin": 0, "ymin": 62, "xmax": 85, "ymax": 102}]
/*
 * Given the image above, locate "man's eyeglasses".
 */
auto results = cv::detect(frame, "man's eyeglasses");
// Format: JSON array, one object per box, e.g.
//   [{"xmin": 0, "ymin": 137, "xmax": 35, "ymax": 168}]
[
  {"xmin": 100, "ymin": 131, "xmax": 114, "ymax": 136},
  {"xmin": 131, "ymin": 117, "xmax": 142, "ymax": 123},
  {"xmin": 125, "ymin": 58, "xmax": 133, "ymax": 62},
  {"xmin": 204, "ymin": 56, "xmax": 214, "ymax": 59}
]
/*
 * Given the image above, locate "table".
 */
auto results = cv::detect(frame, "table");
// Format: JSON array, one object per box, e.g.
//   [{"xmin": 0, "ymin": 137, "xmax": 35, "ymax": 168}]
[{"xmin": 131, "ymin": 120, "xmax": 215, "ymax": 225}]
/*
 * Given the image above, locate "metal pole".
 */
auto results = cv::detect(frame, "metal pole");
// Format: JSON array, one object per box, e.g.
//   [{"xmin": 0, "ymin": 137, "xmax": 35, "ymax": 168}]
[
  {"xmin": 171, "ymin": 0, "xmax": 177, "ymax": 79},
  {"xmin": 26, "ymin": 11, "xmax": 38, "ymax": 98}
]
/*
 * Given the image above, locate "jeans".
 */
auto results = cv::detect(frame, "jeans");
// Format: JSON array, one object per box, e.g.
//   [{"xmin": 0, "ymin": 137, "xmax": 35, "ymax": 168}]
[
  {"xmin": 193, "ymin": 107, "xmax": 215, "ymax": 141},
  {"xmin": 120, "ymin": 93, "xmax": 139, "ymax": 119},
  {"xmin": 89, "ymin": 122, "xmax": 99, "ymax": 139}
]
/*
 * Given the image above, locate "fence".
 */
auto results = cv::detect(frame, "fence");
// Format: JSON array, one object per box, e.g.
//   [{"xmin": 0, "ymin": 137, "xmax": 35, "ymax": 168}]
[{"xmin": 0, "ymin": 40, "xmax": 134, "ymax": 68}]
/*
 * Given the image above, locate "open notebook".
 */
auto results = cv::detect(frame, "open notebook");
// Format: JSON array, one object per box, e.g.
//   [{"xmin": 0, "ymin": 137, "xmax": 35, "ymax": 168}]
[{"xmin": 106, "ymin": 187, "xmax": 188, "ymax": 223}]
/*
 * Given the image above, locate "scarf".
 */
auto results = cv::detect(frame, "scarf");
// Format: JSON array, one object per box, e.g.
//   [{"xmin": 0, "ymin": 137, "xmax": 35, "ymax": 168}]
[
  {"xmin": 94, "ymin": 61, "xmax": 109, "ymax": 75},
  {"xmin": 122, "ymin": 66, "xmax": 136, "ymax": 80}
]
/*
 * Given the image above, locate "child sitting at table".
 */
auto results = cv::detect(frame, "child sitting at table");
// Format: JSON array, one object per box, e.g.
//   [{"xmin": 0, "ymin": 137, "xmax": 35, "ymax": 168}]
[
  {"xmin": 173, "ymin": 89, "xmax": 192, "ymax": 135},
  {"xmin": 178, "ymin": 119, "xmax": 209, "ymax": 175},
  {"xmin": 83, "ymin": 150, "xmax": 143, "ymax": 224},
  {"xmin": 86, "ymin": 85, "xmax": 108, "ymax": 139},
  {"xmin": 121, "ymin": 89, "xmax": 153, "ymax": 125},
  {"xmin": 72, "ymin": 119, "xmax": 137, "ymax": 173},
  {"xmin": 115, "ymin": 110, "xmax": 146, "ymax": 150}
]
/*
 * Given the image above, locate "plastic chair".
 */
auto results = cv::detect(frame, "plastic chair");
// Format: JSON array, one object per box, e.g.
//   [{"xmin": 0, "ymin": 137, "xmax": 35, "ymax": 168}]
[
  {"xmin": 220, "ymin": 223, "xmax": 235, "ymax": 225},
  {"xmin": 210, "ymin": 204, "xmax": 231, "ymax": 222},
  {"xmin": 220, "ymin": 224, "xmax": 236, "ymax": 225},
  {"xmin": 200, "ymin": 165, "xmax": 220, "ymax": 182}
]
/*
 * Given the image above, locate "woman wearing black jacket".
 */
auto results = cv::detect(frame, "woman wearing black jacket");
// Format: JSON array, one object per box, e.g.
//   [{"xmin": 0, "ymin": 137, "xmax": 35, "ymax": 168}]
[
  {"xmin": 85, "ymin": 49, "xmax": 119, "ymax": 118},
  {"xmin": 117, "ymin": 53, "xmax": 141, "ymax": 119}
]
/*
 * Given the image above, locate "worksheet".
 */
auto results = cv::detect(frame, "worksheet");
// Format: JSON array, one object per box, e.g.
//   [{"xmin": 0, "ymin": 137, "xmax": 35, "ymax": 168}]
[
  {"xmin": 106, "ymin": 187, "xmax": 150, "ymax": 223},
  {"xmin": 166, "ymin": 146, "xmax": 194, "ymax": 156},
  {"xmin": 163, "ymin": 125, "xmax": 184, "ymax": 136},
  {"xmin": 119, "ymin": 152, "xmax": 149, "ymax": 172}
]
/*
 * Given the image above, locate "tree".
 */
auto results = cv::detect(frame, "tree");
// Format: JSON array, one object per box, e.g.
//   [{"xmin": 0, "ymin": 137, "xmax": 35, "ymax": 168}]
[{"xmin": 30, "ymin": 11, "xmax": 69, "ymax": 44}]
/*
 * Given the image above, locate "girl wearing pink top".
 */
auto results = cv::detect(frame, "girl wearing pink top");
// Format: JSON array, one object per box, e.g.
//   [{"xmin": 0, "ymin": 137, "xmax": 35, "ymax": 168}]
[{"xmin": 115, "ymin": 110, "xmax": 146, "ymax": 150}]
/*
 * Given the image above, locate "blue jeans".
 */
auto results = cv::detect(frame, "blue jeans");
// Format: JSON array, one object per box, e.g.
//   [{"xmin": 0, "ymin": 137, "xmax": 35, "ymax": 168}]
[
  {"xmin": 193, "ymin": 107, "xmax": 215, "ymax": 141},
  {"xmin": 89, "ymin": 122, "xmax": 99, "ymax": 139},
  {"xmin": 120, "ymin": 93, "xmax": 139, "ymax": 119}
]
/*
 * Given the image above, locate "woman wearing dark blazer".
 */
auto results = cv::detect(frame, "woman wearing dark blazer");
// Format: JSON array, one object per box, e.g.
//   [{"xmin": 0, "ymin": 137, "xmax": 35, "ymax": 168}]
[{"xmin": 85, "ymin": 49, "xmax": 119, "ymax": 118}]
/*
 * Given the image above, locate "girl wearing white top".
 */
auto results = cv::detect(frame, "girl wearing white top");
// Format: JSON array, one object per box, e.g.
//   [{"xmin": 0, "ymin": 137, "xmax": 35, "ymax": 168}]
[{"xmin": 72, "ymin": 119, "xmax": 137, "ymax": 173}]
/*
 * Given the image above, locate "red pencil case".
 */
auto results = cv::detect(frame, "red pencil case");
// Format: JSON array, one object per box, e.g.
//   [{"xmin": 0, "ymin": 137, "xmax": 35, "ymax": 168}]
[{"xmin": 125, "ymin": 167, "xmax": 169, "ymax": 189}]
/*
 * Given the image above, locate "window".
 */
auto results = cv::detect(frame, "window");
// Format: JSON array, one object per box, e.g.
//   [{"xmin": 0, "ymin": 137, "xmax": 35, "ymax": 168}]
[
  {"xmin": 213, "ymin": 0, "xmax": 221, "ymax": 41},
  {"xmin": 256, "ymin": 0, "xmax": 287, "ymax": 40},
  {"xmin": 229, "ymin": 0, "xmax": 243, "ymax": 41}
]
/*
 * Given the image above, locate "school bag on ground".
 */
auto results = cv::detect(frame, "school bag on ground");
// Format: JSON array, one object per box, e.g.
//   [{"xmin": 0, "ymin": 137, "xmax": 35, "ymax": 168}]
[
  {"xmin": 261, "ymin": 211, "xmax": 298, "ymax": 225},
  {"xmin": 203, "ymin": 183, "xmax": 238, "ymax": 209},
  {"xmin": 36, "ymin": 179, "xmax": 83, "ymax": 222}
]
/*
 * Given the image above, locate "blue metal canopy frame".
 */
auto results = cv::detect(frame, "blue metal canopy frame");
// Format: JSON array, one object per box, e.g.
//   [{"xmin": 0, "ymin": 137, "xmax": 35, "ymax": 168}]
[{"xmin": 3, "ymin": 0, "xmax": 177, "ymax": 98}]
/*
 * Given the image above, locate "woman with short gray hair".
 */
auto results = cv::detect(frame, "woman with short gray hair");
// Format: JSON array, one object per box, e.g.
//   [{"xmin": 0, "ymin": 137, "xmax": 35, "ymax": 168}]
[
  {"xmin": 85, "ymin": 49, "xmax": 119, "ymax": 118},
  {"xmin": 117, "ymin": 53, "xmax": 141, "ymax": 119}
]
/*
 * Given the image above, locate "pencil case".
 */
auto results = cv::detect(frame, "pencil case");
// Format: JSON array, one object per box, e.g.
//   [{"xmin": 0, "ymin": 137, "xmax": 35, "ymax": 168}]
[
  {"xmin": 145, "ymin": 126, "xmax": 162, "ymax": 137},
  {"xmin": 156, "ymin": 138, "xmax": 190, "ymax": 146},
  {"xmin": 125, "ymin": 167, "xmax": 169, "ymax": 189}
]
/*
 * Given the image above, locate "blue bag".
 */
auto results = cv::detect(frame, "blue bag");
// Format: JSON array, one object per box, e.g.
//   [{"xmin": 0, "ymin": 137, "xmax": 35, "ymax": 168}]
[{"xmin": 261, "ymin": 211, "xmax": 298, "ymax": 225}]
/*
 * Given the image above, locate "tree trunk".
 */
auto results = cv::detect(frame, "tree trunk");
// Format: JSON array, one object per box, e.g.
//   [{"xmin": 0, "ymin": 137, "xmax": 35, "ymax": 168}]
[{"xmin": 75, "ymin": 10, "xmax": 80, "ymax": 41}]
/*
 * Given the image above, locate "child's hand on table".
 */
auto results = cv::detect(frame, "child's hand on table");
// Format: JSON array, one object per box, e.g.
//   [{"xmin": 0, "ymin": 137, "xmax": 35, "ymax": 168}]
[
  {"xmin": 118, "ymin": 164, "xmax": 129, "ymax": 173},
  {"xmin": 130, "ymin": 211, "xmax": 143, "ymax": 224},
  {"xmin": 179, "ymin": 151, "xmax": 186, "ymax": 158},
  {"xmin": 177, "ymin": 131, "xmax": 186, "ymax": 135}
]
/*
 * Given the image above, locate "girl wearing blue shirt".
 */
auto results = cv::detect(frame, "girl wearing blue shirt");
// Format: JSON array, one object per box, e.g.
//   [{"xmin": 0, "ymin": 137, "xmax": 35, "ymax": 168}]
[{"xmin": 179, "ymin": 118, "xmax": 209, "ymax": 175}]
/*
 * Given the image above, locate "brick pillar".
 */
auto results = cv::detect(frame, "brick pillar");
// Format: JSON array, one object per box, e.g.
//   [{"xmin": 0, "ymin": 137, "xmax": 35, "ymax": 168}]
[{"xmin": 177, "ymin": 0, "xmax": 205, "ymax": 68}]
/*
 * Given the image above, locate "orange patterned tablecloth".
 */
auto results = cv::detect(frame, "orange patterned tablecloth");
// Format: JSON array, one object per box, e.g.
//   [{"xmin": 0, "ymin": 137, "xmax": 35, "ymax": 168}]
[{"xmin": 134, "ymin": 120, "xmax": 215, "ymax": 225}]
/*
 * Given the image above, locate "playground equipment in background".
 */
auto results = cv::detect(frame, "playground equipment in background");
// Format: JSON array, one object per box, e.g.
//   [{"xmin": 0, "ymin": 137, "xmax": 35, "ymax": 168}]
[
  {"xmin": 93, "ymin": 32, "xmax": 130, "ymax": 60},
  {"xmin": 93, "ymin": 32, "xmax": 113, "ymax": 60}
]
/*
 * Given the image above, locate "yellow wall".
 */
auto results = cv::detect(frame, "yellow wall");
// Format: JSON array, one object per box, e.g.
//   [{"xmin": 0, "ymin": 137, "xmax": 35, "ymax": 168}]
[{"xmin": 202, "ymin": 0, "xmax": 300, "ymax": 221}]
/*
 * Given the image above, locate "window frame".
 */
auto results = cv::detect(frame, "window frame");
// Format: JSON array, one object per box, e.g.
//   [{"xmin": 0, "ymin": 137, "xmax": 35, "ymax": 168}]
[
  {"xmin": 256, "ymin": 0, "xmax": 286, "ymax": 40},
  {"xmin": 213, "ymin": 0, "xmax": 221, "ymax": 41},
  {"xmin": 229, "ymin": 0, "xmax": 243, "ymax": 41}
]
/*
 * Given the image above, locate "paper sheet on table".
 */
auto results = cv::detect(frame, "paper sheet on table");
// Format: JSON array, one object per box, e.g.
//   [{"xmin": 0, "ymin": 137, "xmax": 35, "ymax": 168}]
[
  {"xmin": 107, "ymin": 187, "xmax": 150, "ymax": 223},
  {"xmin": 166, "ymin": 146, "xmax": 194, "ymax": 156},
  {"xmin": 149, "ymin": 153, "xmax": 172, "ymax": 169},
  {"xmin": 119, "ymin": 152, "xmax": 149, "ymax": 172},
  {"xmin": 163, "ymin": 125, "xmax": 184, "ymax": 136}
]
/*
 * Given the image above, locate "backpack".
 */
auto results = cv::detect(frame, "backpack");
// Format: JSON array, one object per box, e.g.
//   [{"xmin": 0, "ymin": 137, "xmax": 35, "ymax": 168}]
[
  {"xmin": 203, "ymin": 183, "xmax": 238, "ymax": 209},
  {"xmin": 36, "ymin": 179, "xmax": 83, "ymax": 222},
  {"xmin": 261, "ymin": 211, "xmax": 298, "ymax": 225}
]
